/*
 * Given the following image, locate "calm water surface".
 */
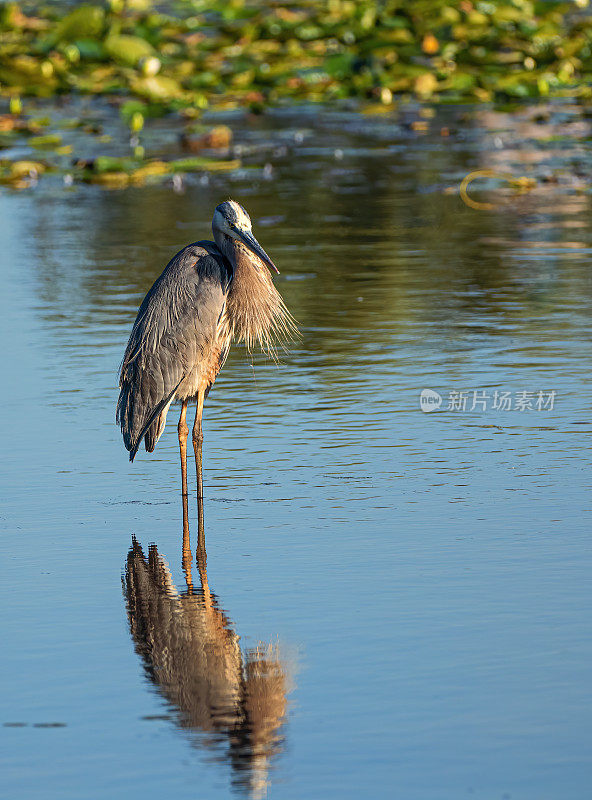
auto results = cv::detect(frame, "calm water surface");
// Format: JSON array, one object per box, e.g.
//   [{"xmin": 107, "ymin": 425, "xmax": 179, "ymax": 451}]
[{"xmin": 1, "ymin": 105, "xmax": 591, "ymax": 799}]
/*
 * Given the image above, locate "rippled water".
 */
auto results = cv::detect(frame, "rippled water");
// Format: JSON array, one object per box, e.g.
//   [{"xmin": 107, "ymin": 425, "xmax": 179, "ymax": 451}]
[{"xmin": 2, "ymin": 103, "xmax": 592, "ymax": 799}]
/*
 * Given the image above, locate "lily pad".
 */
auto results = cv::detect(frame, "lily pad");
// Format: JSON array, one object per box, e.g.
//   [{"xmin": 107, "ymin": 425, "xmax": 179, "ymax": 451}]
[
  {"xmin": 56, "ymin": 5, "xmax": 104, "ymax": 42},
  {"xmin": 130, "ymin": 75, "xmax": 183, "ymax": 102},
  {"xmin": 104, "ymin": 35, "xmax": 155, "ymax": 67},
  {"xmin": 169, "ymin": 156, "xmax": 241, "ymax": 172},
  {"xmin": 0, "ymin": 159, "xmax": 46, "ymax": 185},
  {"xmin": 29, "ymin": 133, "xmax": 62, "ymax": 149}
]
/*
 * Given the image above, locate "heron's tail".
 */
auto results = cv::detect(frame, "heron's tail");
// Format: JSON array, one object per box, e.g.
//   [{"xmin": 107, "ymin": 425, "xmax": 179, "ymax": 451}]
[
  {"xmin": 143, "ymin": 399, "xmax": 173, "ymax": 455},
  {"xmin": 117, "ymin": 379, "xmax": 181, "ymax": 462},
  {"xmin": 116, "ymin": 381, "xmax": 137, "ymax": 460}
]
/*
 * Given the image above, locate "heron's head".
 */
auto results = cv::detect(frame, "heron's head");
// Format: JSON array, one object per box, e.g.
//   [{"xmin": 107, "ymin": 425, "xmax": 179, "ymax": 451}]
[{"xmin": 212, "ymin": 199, "xmax": 279, "ymax": 274}]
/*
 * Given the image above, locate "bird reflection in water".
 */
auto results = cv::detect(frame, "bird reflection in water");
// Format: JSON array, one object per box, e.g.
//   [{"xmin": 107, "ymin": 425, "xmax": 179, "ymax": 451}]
[{"xmin": 123, "ymin": 490, "xmax": 289, "ymax": 799}]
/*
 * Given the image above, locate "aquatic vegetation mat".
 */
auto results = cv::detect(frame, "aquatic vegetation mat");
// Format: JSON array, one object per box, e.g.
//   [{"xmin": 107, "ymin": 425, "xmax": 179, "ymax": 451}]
[
  {"xmin": 2, "ymin": 1, "xmax": 592, "ymax": 189},
  {"xmin": 1, "ymin": 0, "xmax": 592, "ymax": 111}
]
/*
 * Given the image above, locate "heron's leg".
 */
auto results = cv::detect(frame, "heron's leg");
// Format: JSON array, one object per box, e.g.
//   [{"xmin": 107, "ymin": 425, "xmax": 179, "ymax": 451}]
[
  {"xmin": 193, "ymin": 392, "xmax": 209, "ymax": 602},
  {"xmin": 179, "ymin": 402, "xmax": 191, "ymax": 585},
  {"xmin": 192, "ymin": 391, "xmax": 205, "ymax": 502},
  {"xmin": 178, "ymin": 400, "xmax": 189, "ymax": 500}
]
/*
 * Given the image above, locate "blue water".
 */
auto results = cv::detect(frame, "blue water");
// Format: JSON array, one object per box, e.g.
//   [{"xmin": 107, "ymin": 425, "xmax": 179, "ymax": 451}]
[{"xmin": 1, "ymin": 104, "xmax": 591, "ymax": 799}]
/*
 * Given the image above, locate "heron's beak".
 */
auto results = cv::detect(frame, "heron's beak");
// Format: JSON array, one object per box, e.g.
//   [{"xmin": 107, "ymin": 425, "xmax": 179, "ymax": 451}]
[{"xmin": 234, "ymin": 227, "xmax": 280, "ymax": 274}]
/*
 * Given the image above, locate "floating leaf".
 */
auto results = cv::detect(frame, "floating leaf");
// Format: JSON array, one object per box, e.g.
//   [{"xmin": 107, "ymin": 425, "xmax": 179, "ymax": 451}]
[
  {"xmin": 9, "ymin": 96, "xmax": 22, "ymax": 115},
  {"xmin": 130, "ymin": 75, "xmax": 183, "ymax": 101},
  {"xmin": 8, "ymin": 160, "xmax": 46, "ymax": 178},
  {"xmin": 90, "ymin": 171, "xmax": 129, "ymax": 188},
  {"xmin": 414, "ymin": 72, "xmax": 438, "ymax": 98},
  {"xmin": 74, "ymin": 39, "xmax": 106, "ymax": 60},
  {"xmin": 169, "ymin": 156, "xmax": 241, "ymax": 172},
  {"xmin": 91, "ymin": 155, "xmax": 136, "ymax": 173},
  {"xmin": 0, "ymin": 159, "xmax": 46, "ymax": 185},
  {"xmin": 324, "ymin": 53, "xmax": 355, "ymax": 79},
  {"xmin": 104, "ymin": 35, "xmax": 155, "ymax": 67},
  {"xmin": 56, "ymin": 5, "xmax": 104, "ymax": 42},
  {"xmin": 130, "ymin": 111, "xmax": 144, "ymax": 133},
  {"xmin": 29, "ymin": 133, "xmax": 62, "ymax": 148},
  {"xmin": 130, "ymin": 161, "xmax": 169, "ymax": 183}
]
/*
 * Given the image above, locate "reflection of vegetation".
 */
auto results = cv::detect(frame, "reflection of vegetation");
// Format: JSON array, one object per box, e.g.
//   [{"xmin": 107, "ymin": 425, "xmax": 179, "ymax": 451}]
[{"xmin": 1, "ymin": 0, "xmax": 591, "ymax": 112}]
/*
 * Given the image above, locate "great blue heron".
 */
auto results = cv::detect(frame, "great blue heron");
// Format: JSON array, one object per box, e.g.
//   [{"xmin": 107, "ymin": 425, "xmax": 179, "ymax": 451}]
[{"xmin": 117, "ymin": 200, "xmax": 294, "ymax": 498}]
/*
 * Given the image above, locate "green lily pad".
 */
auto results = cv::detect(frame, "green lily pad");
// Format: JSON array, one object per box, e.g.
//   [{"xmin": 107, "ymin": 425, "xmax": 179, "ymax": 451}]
[
  {"xmin": 0, "ymin": 159, "xmax": 46, "ymax": 185},
  {"xmin": 73, "ymin": 39, "xmax": 107, "ymax": 61},
  {"xmin": 104, "ymin": 35, "xmax": 155, "ymax": 67},
  {"xmin": 56, "ymin": 5, "xmax": 105, "ymax": 42},
  {"xmin": 29, "ymin": 133, "xmax": 62, "ymax": 148},
  {"xmin": 90, "ymin": 155, "xmax": 136, "ymax": 173},
  {"xmin": 169, "ymin": 156, "xmax": 241, "ymax": 172},
  {"xmin": 130, "ymin": 75, "xmax": 183, "ymax": 101}
]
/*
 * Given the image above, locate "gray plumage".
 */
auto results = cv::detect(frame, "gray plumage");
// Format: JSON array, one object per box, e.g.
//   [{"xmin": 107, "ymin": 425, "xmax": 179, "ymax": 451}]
[
  {"xmin": 117, "ymin": 242, "xmax": 230, "ymax": 460},
  {"xmin": 117, "ymin": 200, "xmax": 295, "ymax": 464}
]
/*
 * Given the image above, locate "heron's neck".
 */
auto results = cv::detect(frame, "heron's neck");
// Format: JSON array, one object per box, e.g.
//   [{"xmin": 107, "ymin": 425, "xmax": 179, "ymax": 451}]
[
  {"xmin": 219, "ymin": 236, "xmax": 252, "ymax": 277},
  {"xmin": 220, "ymin": 237, "xmax": 292, "ymax": 353}
]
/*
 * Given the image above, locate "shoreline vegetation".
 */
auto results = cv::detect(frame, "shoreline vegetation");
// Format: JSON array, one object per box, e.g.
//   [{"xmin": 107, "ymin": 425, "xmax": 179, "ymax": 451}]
[{"xmin": 1, "ymin": 0, "xmax": 591, "ymax": 187}]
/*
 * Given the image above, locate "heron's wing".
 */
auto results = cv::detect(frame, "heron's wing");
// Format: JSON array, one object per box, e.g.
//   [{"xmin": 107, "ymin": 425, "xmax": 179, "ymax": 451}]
[{"xmin": 117, "ymin": 242, "xmax": 231, "ymax": 460}]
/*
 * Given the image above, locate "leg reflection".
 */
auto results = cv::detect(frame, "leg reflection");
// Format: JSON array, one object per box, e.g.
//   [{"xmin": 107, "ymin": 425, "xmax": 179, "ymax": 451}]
[
  {"xmin": 194, "ymin": 436, "xmax": 210, "ymax": 607},
  {"xmin": 181, "ymin": 489, "xmax": 193, "ymax": 594}
]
